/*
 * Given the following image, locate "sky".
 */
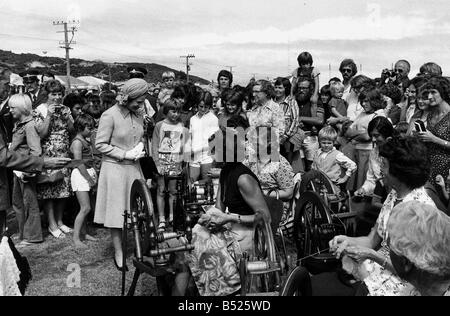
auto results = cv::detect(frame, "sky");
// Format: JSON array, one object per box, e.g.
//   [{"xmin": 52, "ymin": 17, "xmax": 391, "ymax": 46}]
[{"xmin": 1, "ymin": 0, "xmax": 449, "ymax": 85}]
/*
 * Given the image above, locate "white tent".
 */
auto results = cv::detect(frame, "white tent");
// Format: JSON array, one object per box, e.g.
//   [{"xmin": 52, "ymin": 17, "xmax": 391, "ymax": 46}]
[{"xmin": 77, "ymin": 76, "xmax": 108, "ymax": 90}]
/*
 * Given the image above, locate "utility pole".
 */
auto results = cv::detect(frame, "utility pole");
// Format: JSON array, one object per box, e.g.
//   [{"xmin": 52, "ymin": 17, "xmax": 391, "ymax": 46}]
[
  {"xmin": 53, "ymin": 20, "xmax": 78, "ymax": 92},
  {"xmin": 180, "ymin": 54, "xmax": 195, "ymax": 83},
  {"xmin": 226, "ymin": 66, "xmax": 236, "ymax": 74}
]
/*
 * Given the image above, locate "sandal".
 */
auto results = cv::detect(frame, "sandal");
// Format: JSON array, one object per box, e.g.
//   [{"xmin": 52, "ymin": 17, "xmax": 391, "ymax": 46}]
[
  {"xmin": 58, "ymin": 225, "xmax": 73, "ymax": 234},
  {"xmin": 157, "ymin": 221, "xmax": 167, "ymax": 232},
  {"xmin": 48, "ymin": 228, "xmax": 65, "ymax": 239}
]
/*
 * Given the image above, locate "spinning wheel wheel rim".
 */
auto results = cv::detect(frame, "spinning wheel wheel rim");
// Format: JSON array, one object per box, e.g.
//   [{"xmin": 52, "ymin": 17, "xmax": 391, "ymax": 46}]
[
  {"xmin": 294, "ymin": 191, "xmax": 333, "ymax": 259},
  {"xmin": 130, "ymin": 180, "xmax": 158, "ymax": 257}
]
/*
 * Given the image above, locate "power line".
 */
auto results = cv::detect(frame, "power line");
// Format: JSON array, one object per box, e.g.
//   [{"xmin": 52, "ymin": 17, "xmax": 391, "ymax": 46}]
[
  {"xmin": 53, "ymin": 20, "xmax": 79, "ymax": 92},
  {"xmin": 180, "ymin": 54, "xmax": 195, "ymax": 82}
]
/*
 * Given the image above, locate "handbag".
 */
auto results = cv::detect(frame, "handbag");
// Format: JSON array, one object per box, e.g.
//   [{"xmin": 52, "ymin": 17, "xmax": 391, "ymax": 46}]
[{"xmin": 35, "ymin": 171, "xmax": 64, "ymax": 184}]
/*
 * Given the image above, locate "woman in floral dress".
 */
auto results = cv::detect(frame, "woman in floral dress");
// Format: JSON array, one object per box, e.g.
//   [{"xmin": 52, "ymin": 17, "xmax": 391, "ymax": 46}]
[
  {"xmin": 35, "ymin": 80, "xmax": 74, "ymax": 239},
  {"xmin": 329, "ymin": 136, "xmax": 435, "ymax": 296},
  {"xmin": 416, "ymin": 77, "xmax": 450, "ymax": 197}
]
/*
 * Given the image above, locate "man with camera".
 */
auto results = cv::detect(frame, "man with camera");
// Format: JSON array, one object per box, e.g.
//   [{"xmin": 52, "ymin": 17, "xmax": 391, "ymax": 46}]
[{"xmin": 380, "ymin": 60, "xmax": 411, "ymax": 88}]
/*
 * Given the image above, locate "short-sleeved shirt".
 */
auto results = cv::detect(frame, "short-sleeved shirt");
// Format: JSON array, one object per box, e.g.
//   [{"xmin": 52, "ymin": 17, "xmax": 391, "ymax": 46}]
[
  {"xmin": 244, "ymin": 155, "xmax": 294, "ymax": 191},
  {"xmin": 329, "ymin": 97, "xmax": 348, "ymax": 117}
]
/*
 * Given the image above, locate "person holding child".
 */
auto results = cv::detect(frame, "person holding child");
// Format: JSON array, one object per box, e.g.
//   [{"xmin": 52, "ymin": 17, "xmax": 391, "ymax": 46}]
[
  {"xmin": 152, "ymin": 98, "xmax": 188, "ymax": 231},
  {"xmin": 290, "ymin": 52, "xmax": 320, "ymax": 104},
  {"xmin": 95, "ymin": 78, "xmax": 147, "ymax": 271},
  {"xmin": 70, "ymin": 114, "xmax": 98, "ymax": 248},
  {"xmin": 312, "ymin": 126, "xmax": 357, "ymax": 187}
]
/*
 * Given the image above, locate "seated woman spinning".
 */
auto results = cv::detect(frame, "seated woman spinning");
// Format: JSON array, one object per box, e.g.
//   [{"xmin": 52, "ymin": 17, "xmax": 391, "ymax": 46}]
[
  {"xmin": 328, "ymin": 136, "xmax": 435, "ymax": 296},
  {"xmin": 175, "ymin": 115, "xmax": 272, "ymax": 296},
  {"xmin": 387, "ymin": 201, "xmax": 450, "ymax": 296}
]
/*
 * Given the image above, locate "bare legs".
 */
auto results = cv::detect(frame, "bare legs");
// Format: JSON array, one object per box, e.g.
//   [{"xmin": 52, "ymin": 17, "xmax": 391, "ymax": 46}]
[{"xmin": 73, "ymin": 191, "xmax": 96, "ymax": 248}]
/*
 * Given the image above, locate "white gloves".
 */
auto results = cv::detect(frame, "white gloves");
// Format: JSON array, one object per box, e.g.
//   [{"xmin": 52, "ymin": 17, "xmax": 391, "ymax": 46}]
[{"xmin": 125, "ymin": 142, "xmax": 146, "ymax": 161}]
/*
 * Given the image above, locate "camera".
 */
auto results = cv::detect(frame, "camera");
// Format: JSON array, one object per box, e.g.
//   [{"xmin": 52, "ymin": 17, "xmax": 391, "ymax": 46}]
[{"xmin": 382, "ymin": 69, "xmax": 396, "ymax": 79}]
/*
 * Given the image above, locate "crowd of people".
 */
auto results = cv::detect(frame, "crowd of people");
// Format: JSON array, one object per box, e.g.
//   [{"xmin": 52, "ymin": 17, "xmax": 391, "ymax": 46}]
[{"xmin": 0, "ymin": 52, "xmax": 449, "ymax": 296}]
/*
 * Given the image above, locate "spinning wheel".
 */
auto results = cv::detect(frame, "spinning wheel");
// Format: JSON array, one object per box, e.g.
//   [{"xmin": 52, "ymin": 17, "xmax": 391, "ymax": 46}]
[
  {"xmin": 239, "ymin": 216, "xmax": 283, "ymax": 296},
  {"xmin": 293, "ymin": 191, "xmax": 345, "ymax": 275},
  {"xmin": 122, "ymin": 179, "xmax": 195, "ymax": 296},
  {"xmin": 299, "ymin": 170, "xmax": 336, "ymax": 195}
]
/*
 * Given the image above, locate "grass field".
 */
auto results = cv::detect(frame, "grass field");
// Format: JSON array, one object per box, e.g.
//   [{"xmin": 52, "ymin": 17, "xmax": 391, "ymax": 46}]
[{"xmin": 8, "ymin": 223, "xmax": 157, "ymax": 296}]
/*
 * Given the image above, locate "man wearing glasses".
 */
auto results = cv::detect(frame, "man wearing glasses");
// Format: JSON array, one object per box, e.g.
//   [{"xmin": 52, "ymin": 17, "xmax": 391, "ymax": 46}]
[
  {"xmin": 20, "ymin": 70, "xmax": 47, "ymax": 109},
  {"xmin": 339, "ymin": 59, "xmax": 358, "ymax": 102},
  {"xmin": 340, "ymin": 59, "xmax": 359, "ymax": 121}
]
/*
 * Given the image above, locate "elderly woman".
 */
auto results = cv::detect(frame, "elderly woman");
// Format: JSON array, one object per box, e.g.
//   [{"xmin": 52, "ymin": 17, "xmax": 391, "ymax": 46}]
[
  {"xmin": 416, "ymin": 76, "xmax": 450, "ymax": 196},
  {"xmin": 9, "ymin": 94, "xmax": 43, "ymax": 245},
  {"xmin": 329, "ymin": 136, "xmax": 435, "ymax": 296},
  {"xmin": 35, "ymin": 80, "xmax": 74, "ymax": 239},
  {"xmin": 95, "ymin": 78, "xmax": 147, "ymax": 271},
  {"xmin": 387, "ymin": 201, "xmax": 450, "ymax": 296},
  {"xmin": 246, "ymin": 80, "xmax": 285, "ymax": 142}
]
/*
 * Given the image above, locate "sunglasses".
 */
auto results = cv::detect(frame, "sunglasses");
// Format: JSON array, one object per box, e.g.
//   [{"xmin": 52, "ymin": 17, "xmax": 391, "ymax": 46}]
[
  {"xmin": 341, "ymin": 68, "xmax": 353, "ymax": 74},
  {"xmin": 394, "ymin": 69, "xmax": 404, "ymax": 73}
]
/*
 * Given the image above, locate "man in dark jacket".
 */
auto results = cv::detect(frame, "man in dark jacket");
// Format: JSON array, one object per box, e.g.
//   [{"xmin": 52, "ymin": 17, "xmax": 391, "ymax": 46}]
[{"xmin": 20, "ymin": 70, "xmax": 48, "ymax": 109}]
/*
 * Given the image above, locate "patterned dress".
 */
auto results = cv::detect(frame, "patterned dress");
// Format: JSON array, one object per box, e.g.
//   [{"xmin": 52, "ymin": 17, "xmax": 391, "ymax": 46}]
[
  {"xmin": 358, "ymin": 187, "xmax": 435, "ymax": 296},
  {"xmin": 34, "ymin": 104, "xmax": 72, "ymax": 200},
  {"xmin": 426, "ymin": 112, "xmax": 450, "ymax": 188}
]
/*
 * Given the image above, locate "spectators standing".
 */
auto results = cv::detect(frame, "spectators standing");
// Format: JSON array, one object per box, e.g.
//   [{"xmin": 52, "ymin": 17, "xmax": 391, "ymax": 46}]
[
  {"xmin": 158, "ymin": 71, "xmax": 176, "ymax": 109},
  {"xmin": 188, "ymin": 91, "xmax": 219, "ymax": 182},
  {"xmin": 152, "ymin": 98, "xmax": 187, "ymax": 231},
  {"xmin": 70, "ymin": 114, "xmax": 98, "ymax": 248},
  {"xmin": 293, "ymin": 78, "xmax": 324, "ymax": 171},
  {"xmin": 218, "ymin": 90, "xmax": 246, "ymax": 129},
  {"xmin": 273, "ymin": 77, "xmax": 301, "ymax": 164},
  {"xmin": 34, "ymin": 80, "xmax": 74, "ymax": 239},
  {"xmin": 345, "ymin": 88, "xmax": 386, "ymax": 191},
  {"xmin": 339, "ymin": 59, "xmax": 358, "ymax": 116},
  {"xmin": 417, "ymin": 77, "xmax": 450, "ymax": 196},
  {"xmin": 290, "ymin": 52, "xmax": 320, "ymax": 104},
  {"xmin": 20, "ymin": 70, "xmax": 47, "ymax": 109},
  {"xmin": 215, "ymin": 70, "xmax": 233, "ymax": 113},
  {"xmin": 9, "ymin": 94, "xmax": 43, "ymax": 245}
]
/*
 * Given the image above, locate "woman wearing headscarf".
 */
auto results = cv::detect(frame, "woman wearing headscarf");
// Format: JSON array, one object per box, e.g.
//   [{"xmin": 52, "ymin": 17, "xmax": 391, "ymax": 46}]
[{"xmin": 95, "ymin": 78, "xmax": 147, "ymax": 271}]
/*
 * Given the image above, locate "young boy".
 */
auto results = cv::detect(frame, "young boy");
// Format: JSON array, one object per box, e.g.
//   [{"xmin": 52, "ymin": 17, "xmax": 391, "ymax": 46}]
[
  {"xmin": 290, "ymin": 52, "xmax": 320, "ymax": 104},
  {"xmin": 327, "ymin": 82, "xmax": 349, "ymax": 131},
  {"xmin": 157, "ymin": 71, "xmax": 176, "ymax": 109},
  {"xmin": 152, "ymin": 98, "xmax": 187, "ymax": 231},
  {"xmin": 312, "ymin": 126, "xmax": 357, "ymax": 187},
  {"xmin": 188, "ymin": 91, "xmax": 219, "ymax": 182},
  {"xmin": 70, "ymin": 114, "xmax": 98, "ymax": 248}
]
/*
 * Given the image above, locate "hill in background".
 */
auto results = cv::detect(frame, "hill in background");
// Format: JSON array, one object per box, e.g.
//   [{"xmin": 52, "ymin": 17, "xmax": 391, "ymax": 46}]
[{"xmin": 0, "ymin": 49, "xmax": 210, "ymax": 84}]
